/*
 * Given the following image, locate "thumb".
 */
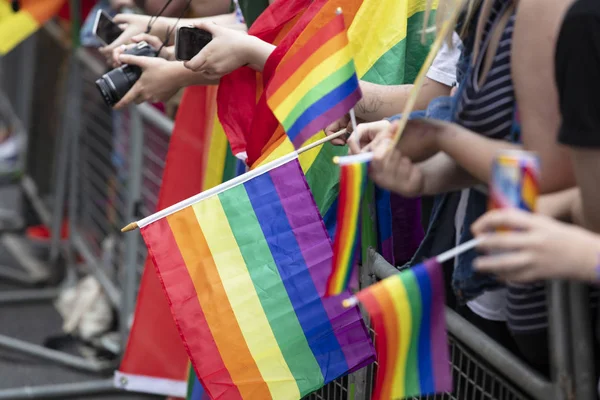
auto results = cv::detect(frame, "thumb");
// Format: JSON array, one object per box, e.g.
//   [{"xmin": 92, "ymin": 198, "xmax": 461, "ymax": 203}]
[
  {"xmin": 119, "ymin": 54, "xmax": 151, "ymax": 68},
  {"xmin": 113, "ymin": 13, "xmax": 136, "ymax": 24},
  {"xmin": 192, "ymin": 21, "xmax": 220, "ymax": 35},
  {"xmin": 132, "ymin": 33, "xmax": 163, "ymax": 49}
]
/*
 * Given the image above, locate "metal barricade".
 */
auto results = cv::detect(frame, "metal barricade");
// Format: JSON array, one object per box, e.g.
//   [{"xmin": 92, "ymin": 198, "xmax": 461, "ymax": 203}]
[{"xmin": 0, "ymin": 11, "xmax": 173, "ymax": 399}]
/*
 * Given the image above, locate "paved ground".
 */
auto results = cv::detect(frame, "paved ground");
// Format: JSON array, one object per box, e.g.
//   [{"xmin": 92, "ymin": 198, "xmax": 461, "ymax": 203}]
[{"xmin": 0, "ymin": 184, "xmax": 160, "ymax": 399}]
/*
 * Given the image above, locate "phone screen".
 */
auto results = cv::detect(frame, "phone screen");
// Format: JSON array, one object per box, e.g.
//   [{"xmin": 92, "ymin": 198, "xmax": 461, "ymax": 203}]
[
  {"xmin": 176, "ymin": 27, "xmax": 213, "ymax": 61},
  {"xmin": 94, "ymin": 11, "xmax": 123, "ymax": 45}
]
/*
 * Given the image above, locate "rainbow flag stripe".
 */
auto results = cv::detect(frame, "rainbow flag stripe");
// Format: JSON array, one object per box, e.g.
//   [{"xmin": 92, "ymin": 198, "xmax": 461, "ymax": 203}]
[
  {"xmin": 326, "ymin": 160, "xmax": 369, "ymax": 296},
  {"xmin": 265, "ymin": 12, "xmax": 361, "ymax": 148},
  {"xmin": 141, "ymin": 159, "xmax": 375, "ymax": 400},
  {"xmin": 356, "ymin": 259, "xmax": 451, "ymax": 399},
  {"xmin": 0, "ymin": 0, "xmax": 65, "ymax": 55}
]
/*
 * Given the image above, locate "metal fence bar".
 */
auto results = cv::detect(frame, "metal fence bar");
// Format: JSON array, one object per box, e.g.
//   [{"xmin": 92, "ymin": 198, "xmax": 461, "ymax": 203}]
[
  {"xmin": 121, "ymin": 105, "xmax": 145, "ymax": 347},
  {"xmin": 547, "ymin": 281, "xmax": 573, "ymax": 400},
  {"xmin": 0, "ymin": 379, "xmax": 116, "ymax": 400},
  {"xmin": 568, "ymin": 282, "xmax": 596, "ymax": 400},
  {"xmin": 367, "ymin": 248, "xmax": 556, "ymax": 400}
]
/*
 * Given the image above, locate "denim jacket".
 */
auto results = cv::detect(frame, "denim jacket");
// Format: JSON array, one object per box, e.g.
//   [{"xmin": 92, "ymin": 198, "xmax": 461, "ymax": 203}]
[{"xmin": 389, "ymin": 52, "xmax": 509, "ymax": 301}]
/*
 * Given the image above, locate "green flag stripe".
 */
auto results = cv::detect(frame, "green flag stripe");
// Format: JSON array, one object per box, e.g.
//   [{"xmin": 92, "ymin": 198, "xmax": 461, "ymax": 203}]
[
  {"xmin": 401, "ymin": 270, "xmax": 422, "ymax": 395},
  {"xmin": 219, "ymin": 185, "xmax": 322, "ymax": 393}
]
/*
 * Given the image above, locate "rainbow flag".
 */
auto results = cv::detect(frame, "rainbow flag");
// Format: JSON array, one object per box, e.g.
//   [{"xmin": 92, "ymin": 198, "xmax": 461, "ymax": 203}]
[
  {"xmin": 265, "ymin": 11, "xmax": 361, "ymax": 149},
  {"xmin": 0, "ymin": 0, "xmax": 65, "ymax": 55},
  {"xmin": 353, "ymin": 259, "xmax": 451, "ymax": 399},
  {"xmin": 140, "ymin": 158, "xmax": 375, "ymax": 400},
  {"xmin": 326, "ymin": 156, "xmax": 369, "ymax": 296}
]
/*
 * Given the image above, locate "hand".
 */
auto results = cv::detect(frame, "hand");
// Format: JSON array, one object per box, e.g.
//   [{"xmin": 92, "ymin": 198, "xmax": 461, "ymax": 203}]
[
  {"xmin": 472, "ymin": 209, "xmax": 600, "ymax": 283},
  {"xmin": 111, "ymin": 34, "xmax": 174, "ymax": 67},
  {"xmin": 324, "ymin": 114, "xmax": 352, "ymax": 146},
  {"xmin": 182, "ymin": 22, "xmax": 253, "ymax": 80},
  {"xmin": 113, "ymin": 55, "xmax": 182, "ymax": 109},
  {"xmin": 395, "ymin": 118, "xmax": 446, "ymax": 163},
  {"xmin": 99, "ymin": 14, "xmax": 152, "ymax": 62},
  {"xmin": 368, "ymin": 121, "xmax": 425, "ymax": 197},
  {"xmin": 348, "ymin": 120, "xmax": 390, "ymax": 154}
]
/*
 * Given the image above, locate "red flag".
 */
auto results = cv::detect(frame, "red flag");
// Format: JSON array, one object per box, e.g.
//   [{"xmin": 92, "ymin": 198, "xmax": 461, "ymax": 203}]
[
  {"xmin": 115, "ymin": 86, "xmax": 218, "ymax": 397},
  {"xmin": 217, "ymin": 0, "xmax": 312, "ymax": 157}
]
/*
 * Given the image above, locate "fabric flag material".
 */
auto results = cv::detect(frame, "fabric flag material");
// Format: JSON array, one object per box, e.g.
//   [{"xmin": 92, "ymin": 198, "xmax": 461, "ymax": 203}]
[
  {"xmin": 354, "ymin": 259, "xmax": 451, "ymax": 399},
  {"xmin": 326, "ymin": 158, "xmax": 369, "ymax": 296},
  {"xmin": 265, "ymin": 11, "xmax": 361, "ymax": 149},
  {"xmin": 217, "ymin": 0, "xmax": 313, "ymax": 156},
  {"xmin": 0, "ymin": 0, "xmax": 65, "ymax": 55},
  {"xmin": 140, "ymin": 158, "xmax": 375, "ymax": 400},
  {"xmin": 116, "ymin": 86, "xmax": 234, "ymax": 397}
]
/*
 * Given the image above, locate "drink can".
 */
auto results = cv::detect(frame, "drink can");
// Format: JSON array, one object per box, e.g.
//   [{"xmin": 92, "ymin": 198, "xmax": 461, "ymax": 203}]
[{"xmin": 489, "ymin": 150, "xmax": 540, "ymax": 212}]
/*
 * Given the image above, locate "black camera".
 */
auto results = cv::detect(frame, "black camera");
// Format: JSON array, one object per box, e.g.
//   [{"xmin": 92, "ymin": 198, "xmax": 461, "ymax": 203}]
[{"xmin": 95, "ymin": 41, "xmax": 158, "ymax": 107}]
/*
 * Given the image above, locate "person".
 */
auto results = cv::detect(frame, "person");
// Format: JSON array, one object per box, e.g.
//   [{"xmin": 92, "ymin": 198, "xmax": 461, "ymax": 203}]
[
  {"xmin": 553, "ymin": 0, "xmax": 600, "ymax": 234},
  {"xmin": 101, "ymin": 0, "xmax": 275, "ymax": 108},
  {"xmin": 355, "ymin": 0, "xmax": 583, "ymax": 375}
]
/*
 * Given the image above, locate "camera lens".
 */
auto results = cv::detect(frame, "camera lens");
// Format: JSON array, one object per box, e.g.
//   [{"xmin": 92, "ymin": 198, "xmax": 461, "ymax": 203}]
[{"xmin": 95, "ymin": 65, "xmax": 142, "ymax": 107}]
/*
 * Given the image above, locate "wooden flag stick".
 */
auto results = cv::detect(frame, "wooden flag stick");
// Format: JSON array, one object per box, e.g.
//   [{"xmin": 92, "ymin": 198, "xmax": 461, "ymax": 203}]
[
  {"xmin": 121, "ymin": 128, "xmax": 349, "ymax": 232},
  {"xmin": 387, "ymin": 0, "xmax": 465, "ymax": 150}
]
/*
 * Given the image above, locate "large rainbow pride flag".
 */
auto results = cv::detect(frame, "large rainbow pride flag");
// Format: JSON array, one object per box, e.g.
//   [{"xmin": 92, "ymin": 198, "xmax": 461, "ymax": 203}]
[
  {"xmin": 0, "ymin": 0, "xmax": 65, "ymax": 55},
  {"xmin": 140, "ymin": 157, "xmax": 375, "ymax": 400}
]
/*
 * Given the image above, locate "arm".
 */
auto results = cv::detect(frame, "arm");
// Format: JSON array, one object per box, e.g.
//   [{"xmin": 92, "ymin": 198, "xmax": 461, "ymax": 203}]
[
  {"xmin": 190, "ymin": 0, "xmax": 235, "ymax": 17},
  {"xmin": 512, "ymin": 0, "xmax": 575, "ymax": 194},
  {"xmin": 356, "ymin": 78, "xmax": 451, "ymax": 122},
  {"xmin": 419, "ymin": 152, "xmax": 479, "ymax": 195},
  {"xmin": 536, "ymin": 187, "xmax": 580, "ymax": 222}
]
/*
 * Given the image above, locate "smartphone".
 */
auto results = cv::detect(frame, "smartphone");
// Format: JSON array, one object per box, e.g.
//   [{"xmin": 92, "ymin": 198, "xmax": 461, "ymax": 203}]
[
  {"xmin": 93, "ymin": 10, "xmax": 123, "ymax": 46},
  {"xmin": 175, "ymin": 27, "xmax": 213, "ymax": 61}
]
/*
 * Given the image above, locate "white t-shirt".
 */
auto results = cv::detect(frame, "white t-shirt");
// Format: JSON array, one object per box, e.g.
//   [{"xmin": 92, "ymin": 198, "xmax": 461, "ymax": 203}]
[
  {"xmin": 454, "ymin": 189, "xmax": 508, "ymax": 321},
  {"xmin": 426, "ymin": 31, "xmax": 462, "ymax": 87}
]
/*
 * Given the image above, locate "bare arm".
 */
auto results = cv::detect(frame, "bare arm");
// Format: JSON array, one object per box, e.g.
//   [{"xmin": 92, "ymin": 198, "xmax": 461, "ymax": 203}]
[
  {"xmin": 512, "ymin": 0, "xmax": 576, "ymax": 193},
  {"xmin": 356, "ymin": 78, "xmax": 451, "ymax": 122},
  {"xmin": 434, "ymin": 123, "xmax": 522, "ymax": 184},
  {"xmin": 419, "ymin": 152, "xmax": 479, "ymax": 195},
  {"xmin": 190, "ymin": 0, "xmax": 234, "ymax": 17},
  {"xmin": 568, "ymin": 149, "xmax": 600, "ymax": 232}
]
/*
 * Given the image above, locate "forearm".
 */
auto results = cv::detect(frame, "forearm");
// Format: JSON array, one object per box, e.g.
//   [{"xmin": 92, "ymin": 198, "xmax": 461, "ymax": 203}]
[
  {"xmin": 419, "ymin": 152, "xmax": 479, "ymax": 196},
  {"xmin": 190, "ymin": 0, "xmax": 234, "ymax": 17},
  {"xmin": 170, "ymin": 62, "xmax": 219, "ymax": 86},
  {"xmin": 356, "ymin": 78, "xmax": 452, "ymax": 122},
  {"xmin": 436, "ymin": 123, "xmax": 521, "ymax": 184}
]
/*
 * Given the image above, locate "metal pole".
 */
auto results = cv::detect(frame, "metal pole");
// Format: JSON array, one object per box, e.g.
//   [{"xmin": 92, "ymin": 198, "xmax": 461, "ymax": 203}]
[
  {"xmin": 0, "ymin": 288, "xmax": 59, "ymax": 304},
  {"xmin": 547, "ymin": 280, "xmax": 573, "ymax": 400},
  {"xmin": 121, "ymin": 105, "xmax": 144, "ymax": 349},
  {"xmin": 0, "ymin": 335, "xmax": 114, "ymax": 372},
  {"xmin": 14, "ymin": 35, "xmax": 37, "ymax": 131},
  {"xmin": 0, "ymin": 379, "xmax": 117, "ymax": 399},
  {"xmin": 568, "ymin": 282, "xmax": 596, "ymax": 400}
]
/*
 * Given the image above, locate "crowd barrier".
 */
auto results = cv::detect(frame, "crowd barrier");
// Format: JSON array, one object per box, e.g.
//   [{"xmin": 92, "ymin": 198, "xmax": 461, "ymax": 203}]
[{"xmin": 0, "ymin": 15, "xmax": 597, "ymax": 400}]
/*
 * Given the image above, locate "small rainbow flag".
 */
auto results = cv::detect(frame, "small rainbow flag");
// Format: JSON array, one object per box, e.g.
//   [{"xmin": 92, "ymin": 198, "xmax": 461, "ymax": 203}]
[
  {"xmin": 0, "ymin": 0, "xmax": 65, "ymax": 55},
  {"xmin": 265, "ymin": 9, "xmax": 361, "ymax": 149},
  {"xmin": 140, "ymin": 157, "xmax": 375, "ymax": 400},
  {"xmin": 326, "ymin": 155, "xmax": 369, "ymax": 296},
  {"xmin": 347, "ymin": 259, "xmax": 452, "ymax": 400}
]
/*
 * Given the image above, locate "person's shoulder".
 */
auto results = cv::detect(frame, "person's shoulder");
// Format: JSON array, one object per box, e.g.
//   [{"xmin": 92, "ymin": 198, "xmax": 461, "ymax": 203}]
[{"xmin": 563, "ymin": 0, "xmax": 600, "ymax": 24}]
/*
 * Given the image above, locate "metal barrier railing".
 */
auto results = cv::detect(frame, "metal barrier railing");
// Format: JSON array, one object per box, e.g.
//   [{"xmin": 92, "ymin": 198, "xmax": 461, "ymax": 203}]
[{"xmin": 0, "ymin": 14, "xmax": 596, "ymax": 400}]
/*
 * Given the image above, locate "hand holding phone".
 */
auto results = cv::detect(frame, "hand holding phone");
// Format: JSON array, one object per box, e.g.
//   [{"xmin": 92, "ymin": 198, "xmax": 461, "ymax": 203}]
[
  {"xmin": 175, "ymin": 27, "xmax": 213, "ymax": 61},
  {"xmin": 93, "ymin": 10, "xmax": 124, "ymax": 46}
]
